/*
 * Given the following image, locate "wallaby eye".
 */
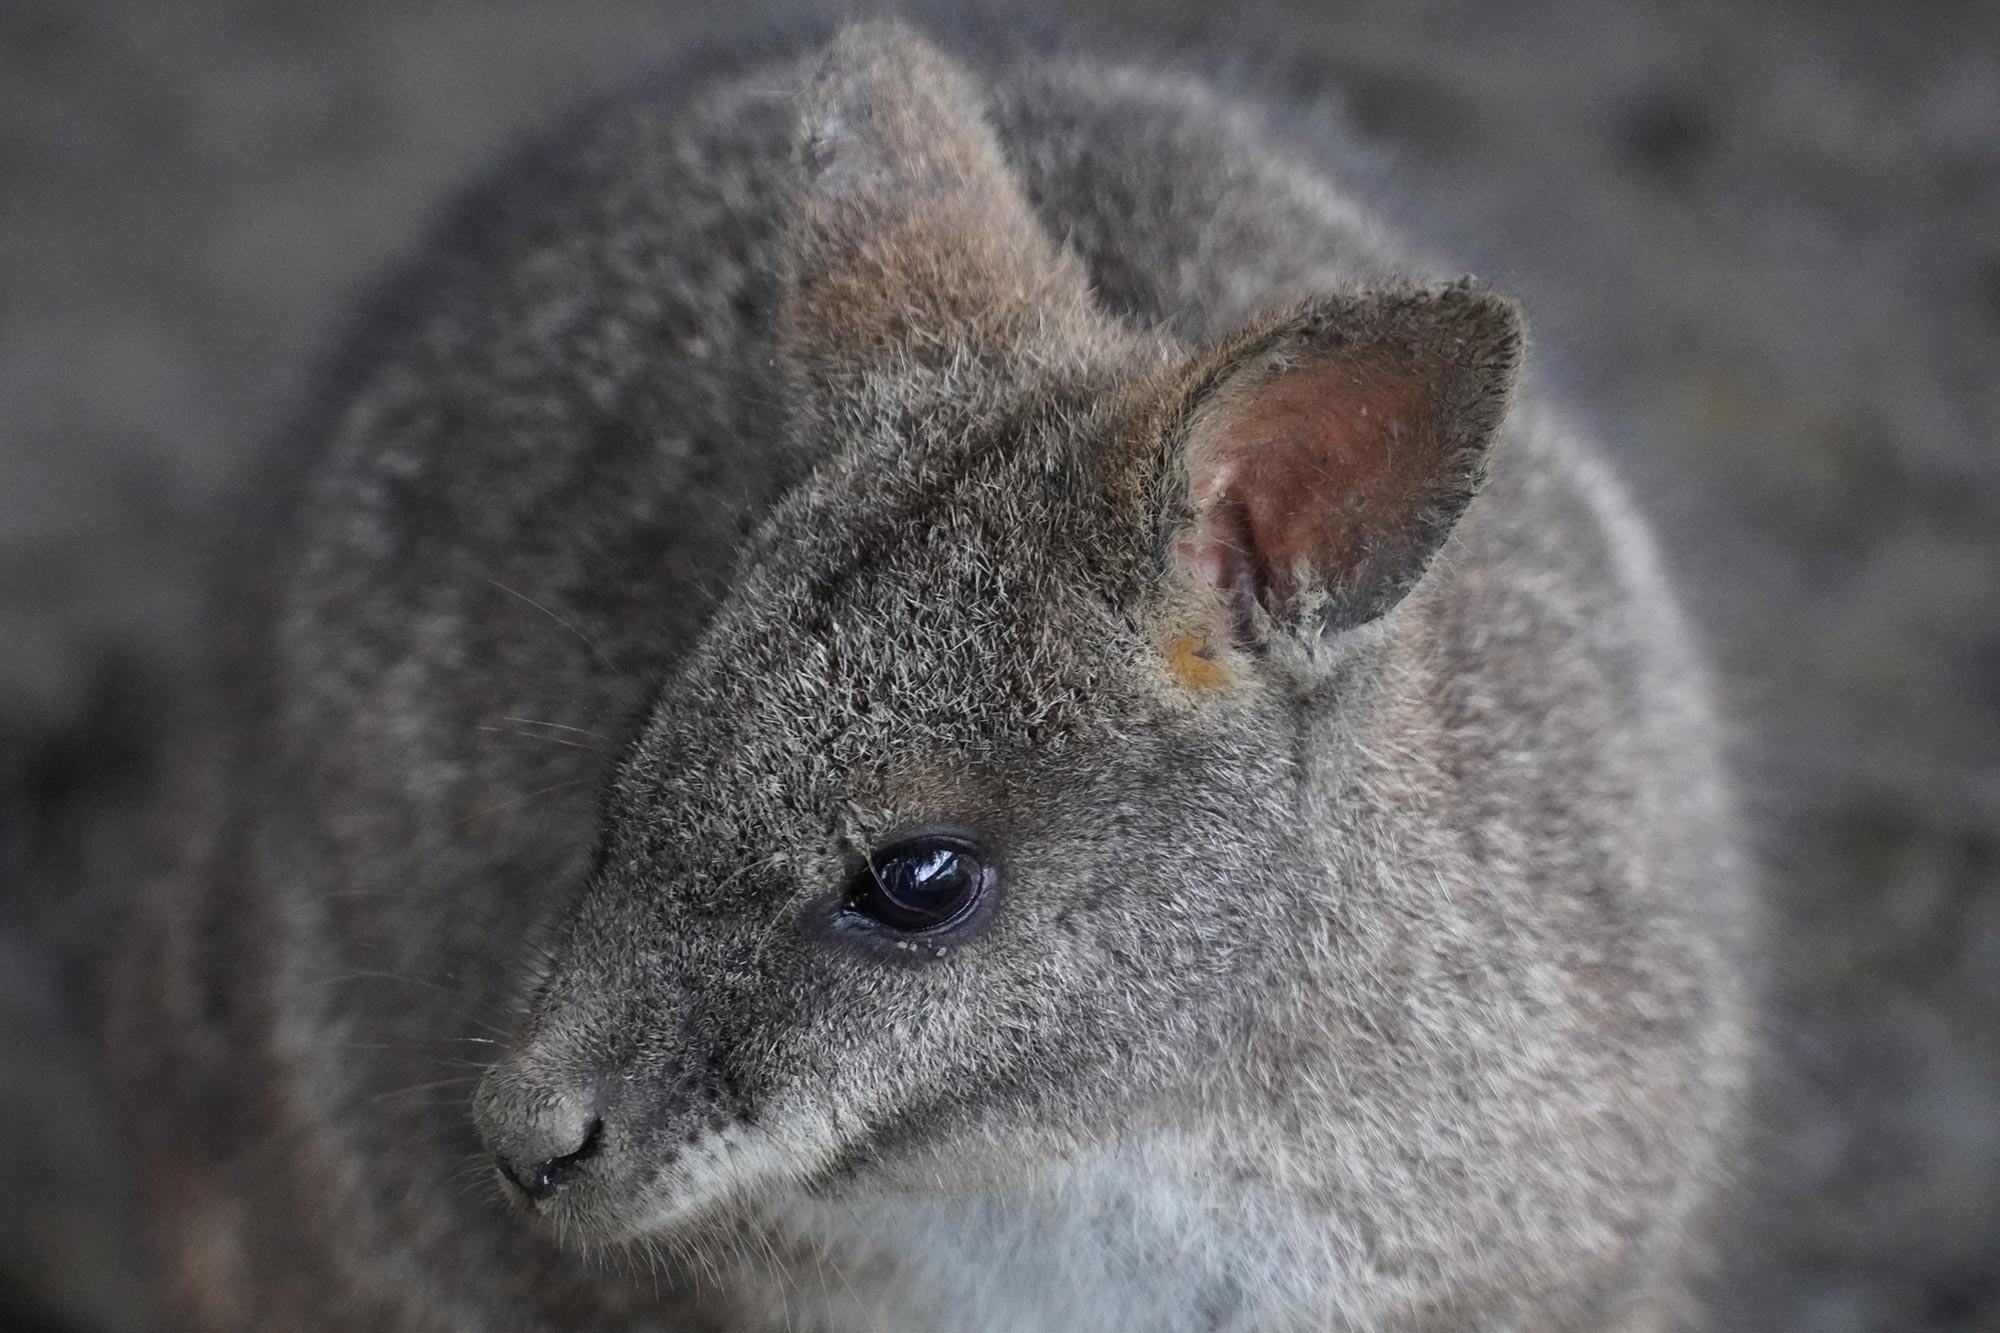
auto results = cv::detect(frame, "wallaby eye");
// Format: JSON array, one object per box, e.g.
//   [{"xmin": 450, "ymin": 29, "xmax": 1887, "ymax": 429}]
[{"xmin": 846, "ymin": 834, "xmax": 990, "ymax": 934}]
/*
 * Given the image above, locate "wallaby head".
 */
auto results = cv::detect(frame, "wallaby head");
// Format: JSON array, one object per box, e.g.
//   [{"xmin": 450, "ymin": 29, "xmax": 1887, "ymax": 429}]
[{"xmin": 471, "ymin": 22, "xmax": 1522, "ymax": 1249}]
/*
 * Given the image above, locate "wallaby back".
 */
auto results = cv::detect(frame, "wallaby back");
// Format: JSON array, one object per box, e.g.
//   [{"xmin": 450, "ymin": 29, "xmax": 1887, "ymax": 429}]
[{"xmin": 108, "ymin": 20, "xmax": 1749, "ymax": 1333}]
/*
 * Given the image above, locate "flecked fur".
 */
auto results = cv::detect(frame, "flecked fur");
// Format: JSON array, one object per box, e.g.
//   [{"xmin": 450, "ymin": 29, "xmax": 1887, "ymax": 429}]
[{"xmin": 106, "ymin": 19, "xmax": 1751, "ymax": 1332}]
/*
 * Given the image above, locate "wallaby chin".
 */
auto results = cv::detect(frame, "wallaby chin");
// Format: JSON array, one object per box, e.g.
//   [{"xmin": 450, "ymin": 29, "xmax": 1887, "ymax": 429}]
[{"xmin": 108, "ymin": 15, "xmax": 1751, "ymax": 1333}]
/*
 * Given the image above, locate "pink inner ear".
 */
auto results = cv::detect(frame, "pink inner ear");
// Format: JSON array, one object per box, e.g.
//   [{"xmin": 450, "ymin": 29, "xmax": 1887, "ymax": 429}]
[{"xmin": 1184, "ymin": 349, "xmax": 1445, "ymax": 622}]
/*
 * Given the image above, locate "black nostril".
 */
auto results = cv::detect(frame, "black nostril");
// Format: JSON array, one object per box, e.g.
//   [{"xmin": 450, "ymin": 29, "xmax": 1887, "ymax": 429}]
[
  {"xmin": 472, "ymin": 1063, "xmax": 615, "ymax": 1206},
  {"xmin": 497, "ymin": 1115, "xmax": 603, "ymax": 1202}
]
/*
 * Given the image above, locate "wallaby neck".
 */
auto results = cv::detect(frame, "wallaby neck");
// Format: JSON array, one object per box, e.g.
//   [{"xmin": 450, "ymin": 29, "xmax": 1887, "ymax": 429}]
[{"xmin": 739, "ymin": 1151, "xmax": 1307, "ymax": 1333}]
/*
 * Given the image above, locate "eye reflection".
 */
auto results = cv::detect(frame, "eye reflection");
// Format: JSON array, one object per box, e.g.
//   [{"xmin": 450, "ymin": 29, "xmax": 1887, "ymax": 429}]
[{"xmin": 846, "ymin": 835, "xmax": 989, "ymax": 934}]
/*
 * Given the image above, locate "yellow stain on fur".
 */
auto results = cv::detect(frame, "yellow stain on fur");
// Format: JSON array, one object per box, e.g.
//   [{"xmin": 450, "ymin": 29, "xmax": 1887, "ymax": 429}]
[{"xmin": 1165, "ymin": 630, "xmax": 1229, "ymax": 692}]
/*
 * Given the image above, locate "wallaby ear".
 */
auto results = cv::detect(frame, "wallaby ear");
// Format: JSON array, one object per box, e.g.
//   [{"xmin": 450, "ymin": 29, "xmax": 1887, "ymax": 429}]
[
  {"xmin": 781, "ymin": 21, "xmax": 1095, "ymax": 387},
  {"xmin": 1166, "ymin": 283, "xmax": 1524, "ymax": 641}
]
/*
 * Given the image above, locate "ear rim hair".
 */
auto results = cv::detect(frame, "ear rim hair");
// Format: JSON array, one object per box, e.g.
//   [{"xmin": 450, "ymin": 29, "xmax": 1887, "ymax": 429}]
[{"xmin": 1152, "ymin": 280, "xmax": 1526, "ymax": 646}]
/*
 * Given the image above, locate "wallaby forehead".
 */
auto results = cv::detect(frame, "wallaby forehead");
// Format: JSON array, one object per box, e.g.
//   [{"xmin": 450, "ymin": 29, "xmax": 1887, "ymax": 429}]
[
  {"xmin": 726, "ymin": 513, "xmax": 1120, "ymax": 738},
  {"xmin": 743, "ymin": 385, "xmax": 1123, "ymax": 644},
  {"xmin": 619, "ymin": 475, "xmax": 1136, "ymax": 833}
]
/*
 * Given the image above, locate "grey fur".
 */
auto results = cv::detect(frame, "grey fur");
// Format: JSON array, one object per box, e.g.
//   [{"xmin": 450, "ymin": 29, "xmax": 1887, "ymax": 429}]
[{"xmin": 107, "ymin": 19, "xmax": 1751, "ymax": 1332}]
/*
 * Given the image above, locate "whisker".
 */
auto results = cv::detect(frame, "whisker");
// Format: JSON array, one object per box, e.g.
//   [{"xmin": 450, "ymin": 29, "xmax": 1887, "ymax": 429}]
[
  {"xmin": 369, "ymin": 1074, "xmax": 481, "ymax": 1104},
  {"xmin": 454, "ymin": 778, "xmax": 592, "ymax": 827},
  {"xmin": 474, "ymin": 725, "xmax": 602, "ymax": 753},
  {"xmin": 485, "ymin": 578, "xmax": 626, "ymax": 683},
  {"xmin": 305, "ymin": 970, "xmax": 455, "ymax": 993},
  {"xmin": 502, "ymin": 716, "xmax": 611, "ymax": 742}
]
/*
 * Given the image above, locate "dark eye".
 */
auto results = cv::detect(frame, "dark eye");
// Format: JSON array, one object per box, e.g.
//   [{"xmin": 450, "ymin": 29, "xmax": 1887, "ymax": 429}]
[{"xmin": 845, "ymin": 834, "xmax": 990, "ymax": 934}]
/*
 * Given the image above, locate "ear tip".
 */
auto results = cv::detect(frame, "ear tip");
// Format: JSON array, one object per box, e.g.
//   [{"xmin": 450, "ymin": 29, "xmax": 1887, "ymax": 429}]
[
  {"xmin": 822, "ymin": 16, "xmax": 936, "ymax": 58},
  {"xmin": 799, "ymin": 20, "xmax": 981, "ymax": 188},
  {"xmin": 1440, "ymin": 278, "xmax": 1528, "ymax": 351},
  {"xmin": 805, "ymin": 19, "xmax": 959, "ymax": 120}
]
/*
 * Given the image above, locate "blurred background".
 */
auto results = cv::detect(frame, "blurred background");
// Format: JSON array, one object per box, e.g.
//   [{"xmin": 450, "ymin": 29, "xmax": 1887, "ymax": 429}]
[{"xmin": 2, "ymin": 0, "xmax": 1996, "ymax": 1329}]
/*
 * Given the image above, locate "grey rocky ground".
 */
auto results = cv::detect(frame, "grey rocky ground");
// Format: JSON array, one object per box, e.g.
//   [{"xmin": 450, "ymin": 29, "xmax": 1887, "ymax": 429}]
[{"xmin": 2, "ymin": 0, "xmax": 1996, "ymax": 1328}]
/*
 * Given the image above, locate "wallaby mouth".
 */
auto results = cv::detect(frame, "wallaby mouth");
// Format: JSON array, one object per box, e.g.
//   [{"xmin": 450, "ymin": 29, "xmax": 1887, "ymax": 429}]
[{"xmin": 471, "ymin": 1017, "xmax": 793, "ymax": 1245}]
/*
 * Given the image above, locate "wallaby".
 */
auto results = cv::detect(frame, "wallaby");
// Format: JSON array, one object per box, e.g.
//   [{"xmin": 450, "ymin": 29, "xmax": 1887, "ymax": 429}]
[{"xmin": 107, "ymin": 19, "xmax": 1751, "ymax": 1332}]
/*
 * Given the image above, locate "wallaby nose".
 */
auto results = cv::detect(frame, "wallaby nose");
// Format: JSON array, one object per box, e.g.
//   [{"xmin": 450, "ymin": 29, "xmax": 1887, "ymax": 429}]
[
  {"xmin": 496, "ymin": 1109, "xmax": 602, "ymax": 1201},
  {"xmin": 473, "ymin": 1070, "xmax": 607, "ymax": 1203}
]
